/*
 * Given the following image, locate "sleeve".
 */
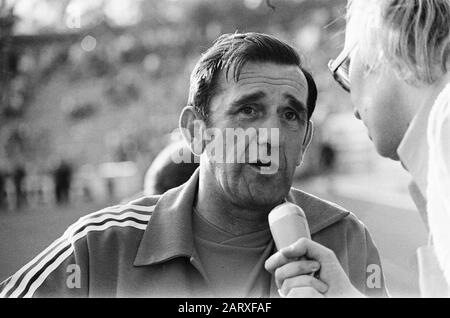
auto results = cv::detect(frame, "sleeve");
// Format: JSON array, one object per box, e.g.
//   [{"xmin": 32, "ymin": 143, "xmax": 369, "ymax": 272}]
[
  {"xmin": 362, "ymin": 227, "xmax": 389, "ymax": 298},
  {"xmin": 340, "ymin": 214, "xmax": 388, "ymax": 298},
  {"xmin": 0, "ymin": 226, "xmax": 89, "ymax": 298},
  {"xmin": 315, "ymin": 213, "xmax": 389, "ymax": 298}
]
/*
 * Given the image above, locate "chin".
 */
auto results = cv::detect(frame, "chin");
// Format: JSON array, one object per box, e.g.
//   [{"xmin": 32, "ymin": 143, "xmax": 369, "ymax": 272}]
[
  {"xmin": 226, "ymin": 166, "xmax": 292, "ymax": 208},
  {"xmin": 376, "ymin": 143, "xmax": 400, "ymax": 161},
  {"xmin": 249, "ymin": 186, "xmax": 288, "ymax": 208},
  {"xmin": 253, "ymin": 196, "xmax": 285, "ymax": 208},
  {"xmin": 231, "ymin": 187, "xmax": 286, "ymax": 210},
  {"xmin": 388, "ymin": 152, "xmax": 400, "ymax": 161}
]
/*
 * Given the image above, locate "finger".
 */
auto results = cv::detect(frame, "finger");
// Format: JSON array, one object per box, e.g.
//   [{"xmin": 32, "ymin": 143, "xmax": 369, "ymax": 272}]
[
  {"xmin": 280, "ymin": 275, "xmax": 329, "ymax": 296},
  {"xmin": 265, "ymin": 251, "xmax": 291, "ymax": 274},
  {"xmin": 281, "ymin": 238, "xmax": 336, "ymax": 263},
  {"xmin": 285, "ymin": 286, "xmax": 325, "ymax": 298},
  {"xmin": 274, "ymin": 260, "xmax": 320, "ymax": 288}
]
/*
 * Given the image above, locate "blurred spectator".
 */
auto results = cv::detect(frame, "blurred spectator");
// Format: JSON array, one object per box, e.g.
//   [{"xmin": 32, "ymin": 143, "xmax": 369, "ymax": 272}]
[
  {"xmin": 318, "ymin": 141, "xmax": 337, "ymax": 193},
  {"xmin": 13, "ymin": 164, "xmax": 26, "ymax": 209},
  {"xmin": 144, "ymin": 141, "xmax": 199, "ymax": 196},
  {"xmin": 53, "ymin": 160, "xmax": 73, "ymax": 205},
  {"xmin": 319, "ymin": 141, "xmax": 336, "ymax": 174}
]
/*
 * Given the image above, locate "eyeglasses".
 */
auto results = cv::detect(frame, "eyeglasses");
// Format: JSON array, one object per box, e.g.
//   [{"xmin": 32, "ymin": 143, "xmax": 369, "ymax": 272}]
[{"xmin": 328, "ymin": 45, "xmax": 355, "ymax": 93}]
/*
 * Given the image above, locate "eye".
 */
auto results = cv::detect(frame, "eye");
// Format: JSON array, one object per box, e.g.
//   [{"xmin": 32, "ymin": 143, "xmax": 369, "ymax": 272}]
[
  {"xmin": 240, "ymin": 106, "xmax": 257, "ymax": 116},
  {"xmin": 284, "ymin": 110, "xmax": 299, "ymax": 121}
]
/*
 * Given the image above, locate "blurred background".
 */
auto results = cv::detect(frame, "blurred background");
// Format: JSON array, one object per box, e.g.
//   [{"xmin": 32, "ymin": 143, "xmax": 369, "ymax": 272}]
[{"xmin": 0, "ymin": 0, "xmax": 427, "ymax": 297}]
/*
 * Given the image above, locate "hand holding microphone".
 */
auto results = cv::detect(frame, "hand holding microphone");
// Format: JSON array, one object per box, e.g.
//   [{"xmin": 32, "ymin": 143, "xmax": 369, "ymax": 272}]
[
  {"xmin": 268, "ymin": 202, "xmax": 325, "ymax": 297},
  {"xmin": 268, "ymin": 202, "xmax": 311, "ymax": 250},
  {"xmin": 268, "ymin": 202, "xmax": 318, "ymax": 277},
  {"xmin": 266, "ymin": 202, "xmax": 362, "ymax": 298}
]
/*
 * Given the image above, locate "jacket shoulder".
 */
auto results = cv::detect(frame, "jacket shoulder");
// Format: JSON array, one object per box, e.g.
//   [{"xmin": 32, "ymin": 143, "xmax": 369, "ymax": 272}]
[
  {"xmin": 71, "ymin": 200, "xmax": 156, "ymax": 243},
  {"xmin": 288, "ymin": 187, "xmax": 350, "ymax": 234},
  {"xmin": 0, "ymin": 200, "xmax": 158, "ymax": 298},
  {"xmin": 289, "ymin": 187, "xmax": 350, "ymax": 214}
]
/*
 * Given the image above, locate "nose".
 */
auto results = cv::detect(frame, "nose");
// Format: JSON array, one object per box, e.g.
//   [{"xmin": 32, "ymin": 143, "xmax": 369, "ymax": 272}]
[{"xmin": 258, "ymin": 114, "xmax": 285, "ymax": 148}]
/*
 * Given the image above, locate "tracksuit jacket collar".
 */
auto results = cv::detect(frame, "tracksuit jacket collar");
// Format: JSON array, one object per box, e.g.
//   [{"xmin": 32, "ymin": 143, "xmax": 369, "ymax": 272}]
[{"xmin": 134, "ymin": 168, "xmax": 349, "ymax": 267}]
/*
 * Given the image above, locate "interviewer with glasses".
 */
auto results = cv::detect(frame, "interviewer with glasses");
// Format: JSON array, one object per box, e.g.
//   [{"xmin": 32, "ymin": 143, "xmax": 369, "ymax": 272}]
[{"xmin": 329, "ymin": 0, "xmax": 450, "ymax": 297}]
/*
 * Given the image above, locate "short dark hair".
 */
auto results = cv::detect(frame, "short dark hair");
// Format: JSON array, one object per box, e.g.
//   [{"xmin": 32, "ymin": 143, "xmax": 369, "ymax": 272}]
[{"xmin": 188, "ymin": 32, "xmax": 317, "ymax": 121}]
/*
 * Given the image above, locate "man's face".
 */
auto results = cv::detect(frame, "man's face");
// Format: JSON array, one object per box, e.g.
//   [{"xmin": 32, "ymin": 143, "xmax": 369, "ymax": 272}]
[
  {"xmin": 344, "ymin": 11, "xmax": 411, "ymax": 161},
  {"xmin": 348, "ymin": 47, "xmax": 411, "ymax": 161},
  {"xmin": 202, "ymin": 61, "xmax": 310, "ymax": 209}
]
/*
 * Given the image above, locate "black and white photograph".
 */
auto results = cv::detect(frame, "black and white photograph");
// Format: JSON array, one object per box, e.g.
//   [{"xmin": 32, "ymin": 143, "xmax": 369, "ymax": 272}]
[{"xmin": 0, "ymin": 0, "xmax": 449, "ymax": 302}]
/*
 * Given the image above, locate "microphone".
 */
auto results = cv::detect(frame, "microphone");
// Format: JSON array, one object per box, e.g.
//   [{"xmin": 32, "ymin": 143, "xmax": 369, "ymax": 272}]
[
  {"xmin": 268, "ymin": 202, "xmax": 315, "ymax": 297},
  {"xmin": 268, "ymin": 202, "xmax": 311, "ymax": 250}
]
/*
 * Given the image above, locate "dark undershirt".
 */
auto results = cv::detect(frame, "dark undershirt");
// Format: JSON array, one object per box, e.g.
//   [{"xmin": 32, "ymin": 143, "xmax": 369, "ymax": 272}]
[{"xmin": 192, "ymin": 207, "xmax": 274, "ymax": 297}]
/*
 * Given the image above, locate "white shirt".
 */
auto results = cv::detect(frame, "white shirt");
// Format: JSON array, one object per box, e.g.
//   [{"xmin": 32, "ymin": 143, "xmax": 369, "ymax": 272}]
[
  {"xmin": 426, "ymin": 83, "xmax": 450, "ymax": 285},
  {"xmin": 398, "ymin": 82, "xmax": 450, "ymax": 289}
]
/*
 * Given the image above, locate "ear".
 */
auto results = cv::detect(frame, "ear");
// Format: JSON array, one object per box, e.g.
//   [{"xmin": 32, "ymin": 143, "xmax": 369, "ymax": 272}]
[
  {"xmin": 297, "ymin": 120, "xmax": 314, "ymax": 166},
  {"xmin": 302, "ymin": 120, "xmax": 314, "ymax": 149},
  {"xmin": 179, "ymin": 106, "xmax": 206, "ymax": 156}
]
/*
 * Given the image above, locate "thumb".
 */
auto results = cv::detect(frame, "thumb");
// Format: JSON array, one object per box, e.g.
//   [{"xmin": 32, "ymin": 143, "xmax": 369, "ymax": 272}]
[{"xmin": 281, "ymin": 238, "xmax": 335, "ymax": 263}]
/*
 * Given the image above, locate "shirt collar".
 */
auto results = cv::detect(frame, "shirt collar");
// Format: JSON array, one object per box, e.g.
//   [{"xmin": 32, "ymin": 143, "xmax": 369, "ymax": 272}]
[
  {"xmin": 397, "ymin": 100, "xmax": 433, "ymax": 198},
  {"xmin": 134, "ymin": 168, "xmax": 348, "ymax": 266},
  {"xmin": 286, "ymin": 190, "xmax": 349, "ymax": 234},
  {"xmin": 133, "ymin": 169, "xmax": 199, "ymax": 266}
]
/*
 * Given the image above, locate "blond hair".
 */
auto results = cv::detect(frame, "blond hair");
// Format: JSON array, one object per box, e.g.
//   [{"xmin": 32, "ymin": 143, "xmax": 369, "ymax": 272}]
[{"xmin": 347, "ymin": 0, "xmax": 450, "ymax": 85}]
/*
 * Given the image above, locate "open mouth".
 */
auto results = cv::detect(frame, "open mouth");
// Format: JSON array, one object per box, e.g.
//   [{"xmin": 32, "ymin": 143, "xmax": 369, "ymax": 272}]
[{"xmin": 249, "ymin": 160, "xmax": 272, "ymax": 168}]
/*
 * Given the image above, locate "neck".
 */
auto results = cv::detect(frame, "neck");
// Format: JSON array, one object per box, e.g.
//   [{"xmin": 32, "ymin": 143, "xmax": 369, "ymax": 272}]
[{"xmin": 195, "ymin": 165, "xmax": 272, "ymax": 236}]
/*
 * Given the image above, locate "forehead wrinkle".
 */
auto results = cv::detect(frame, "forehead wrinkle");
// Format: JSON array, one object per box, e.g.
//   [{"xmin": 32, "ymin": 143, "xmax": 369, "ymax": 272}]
[
  {"xmin": 235, "ymin": 79, "xmax": 307, "ymax": 99},
  {"xmin": 237, "ymin": 76, "xmax": 305, "ymax": 87},
  {"xmin": 239, "ymin": 65, "xmax": 306, "ymax": 80},
  {"xmin": 231, "ymin": 85, "xmax": 308, "ymax": 110},
  {"xmin": 237, "ymin": 78, "xmax": 305, "ymax": 88},
  {"xmin": 237, "ymin": 74, "xmax": 306, "ymax": 88}
]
